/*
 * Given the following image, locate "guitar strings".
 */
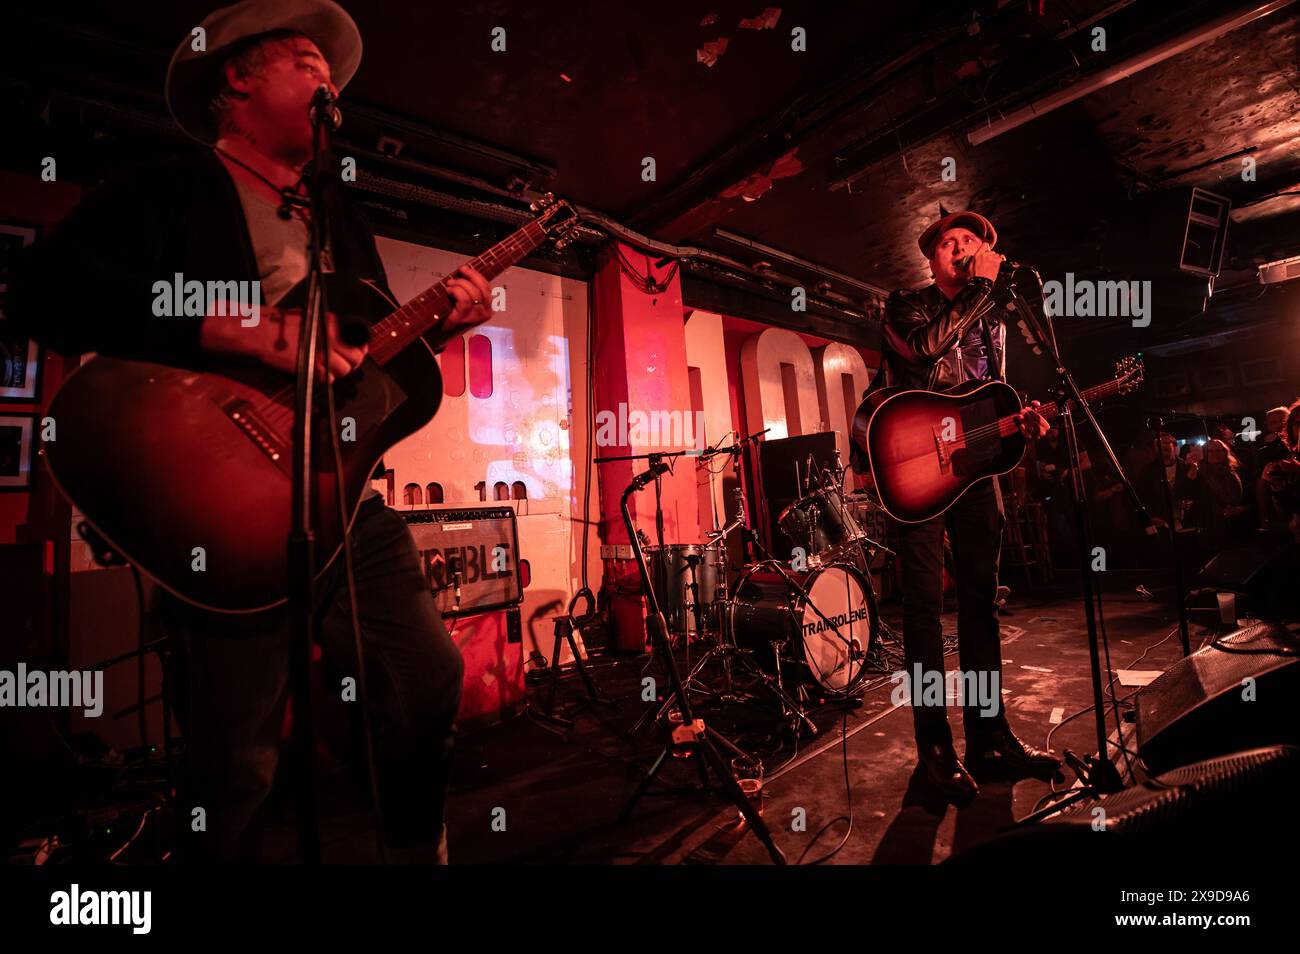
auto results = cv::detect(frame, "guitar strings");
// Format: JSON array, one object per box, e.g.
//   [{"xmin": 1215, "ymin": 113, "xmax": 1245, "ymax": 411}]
[
  {"xmin": 246, "ymin": 228, "xmax": 539, "ymax": 433},
  {"xmin": 945, "ymin": 380, "xmax": 1123, "ymax": 447}
]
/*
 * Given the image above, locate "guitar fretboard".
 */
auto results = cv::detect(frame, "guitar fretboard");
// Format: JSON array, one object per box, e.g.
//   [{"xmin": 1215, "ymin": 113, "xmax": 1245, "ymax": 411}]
[
  {"xmin": 367, "ymin": 220, "xmax": 549, "ymax": 364},
  {"xmin": 989, "ymin": 377, "xmax": 1130, "ymax": 439}
]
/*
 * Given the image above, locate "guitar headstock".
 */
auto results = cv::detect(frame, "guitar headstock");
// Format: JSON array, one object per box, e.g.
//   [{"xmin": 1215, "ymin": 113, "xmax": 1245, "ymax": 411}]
[
  {"xmin": 530, "ymin": 193, "xmax": 582, "ymax": 250},
  {"xmin": 1114, "ymin": 355, "xmax": 1145, "ymax": 394}
]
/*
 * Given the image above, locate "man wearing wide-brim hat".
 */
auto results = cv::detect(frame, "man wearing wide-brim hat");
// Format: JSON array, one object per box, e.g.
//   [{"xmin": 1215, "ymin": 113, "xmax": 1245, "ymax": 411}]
[
  {"xmin": 7, "ymin": 0, "xmax": 487, "ymax": 864},
  {"xmin": 852, "ymin": 206, "xmax": 1061, "ymax": 801}
]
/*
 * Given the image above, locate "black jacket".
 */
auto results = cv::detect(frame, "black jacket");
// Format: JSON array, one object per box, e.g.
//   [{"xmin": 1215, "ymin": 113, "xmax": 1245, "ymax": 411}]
[
  {"xmin": 1136, "ymin": 459, "xmax": 1207, "ymax": 529},
  {"xmin": 6, "ymin": 150, "xmax": 394, "ymax": 365},
  {"xmin": 867, "ymin": 277, "xmax": 1004, "ymax": 394}
]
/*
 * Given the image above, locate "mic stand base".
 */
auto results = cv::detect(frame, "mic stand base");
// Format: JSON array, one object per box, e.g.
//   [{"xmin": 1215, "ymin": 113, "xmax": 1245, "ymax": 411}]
[{"xmin": 617, "ymin": 482, "xmax": 785, "ymax": 864}]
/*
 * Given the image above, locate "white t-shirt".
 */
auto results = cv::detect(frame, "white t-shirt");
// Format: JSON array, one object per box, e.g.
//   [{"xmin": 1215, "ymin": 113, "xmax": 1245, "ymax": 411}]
[{"xmin": 225, "ymin": 166, "xmax": 381, "ymax": 503}]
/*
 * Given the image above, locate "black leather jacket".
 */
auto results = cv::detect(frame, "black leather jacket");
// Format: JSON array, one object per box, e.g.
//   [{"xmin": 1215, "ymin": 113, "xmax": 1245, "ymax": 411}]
[{"xmin": 867, "ymin": 277, "xmax": 1005, "ymax": 393}]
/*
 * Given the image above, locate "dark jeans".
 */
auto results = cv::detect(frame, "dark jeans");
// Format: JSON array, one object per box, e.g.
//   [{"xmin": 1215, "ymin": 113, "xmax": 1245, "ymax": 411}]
[
  {"xmin": 158, "ymin": 496, "xmax": 463, "ymax": 862},
  {"xmin": 890, "ymin": 478, "xmax": 1005, "ymax": 751}
]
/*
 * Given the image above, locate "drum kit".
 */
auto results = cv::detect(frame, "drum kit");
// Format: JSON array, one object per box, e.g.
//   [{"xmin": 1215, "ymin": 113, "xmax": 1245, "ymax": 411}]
[{"xmin": 633, "ymin": 451, "xmax": 897, "ymax": 739}]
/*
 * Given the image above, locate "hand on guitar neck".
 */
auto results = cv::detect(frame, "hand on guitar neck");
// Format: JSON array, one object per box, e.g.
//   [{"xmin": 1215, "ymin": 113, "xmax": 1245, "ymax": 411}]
[
  {"xmin": 1016, "ymin": 400, "xmax": 1050, "ymax": 440},
  {"xmin": 423, "ymin": 264, "xmax": 494, "ymax": 344},
  {"xmin": 197, "ymin": 264, "xmax": 493, "ymax": 382}
]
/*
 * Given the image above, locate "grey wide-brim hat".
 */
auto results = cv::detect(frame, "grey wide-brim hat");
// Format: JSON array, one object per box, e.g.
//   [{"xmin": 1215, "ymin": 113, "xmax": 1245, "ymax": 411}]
[{"xmin": 165, "ymin": 0, "xmax": 362, "ymax": 144}]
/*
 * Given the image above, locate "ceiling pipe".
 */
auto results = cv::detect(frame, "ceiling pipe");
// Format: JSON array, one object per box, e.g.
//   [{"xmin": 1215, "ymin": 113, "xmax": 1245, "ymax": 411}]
[
  {"xmin": 712, "ymin": 228, "xmax": 891, "ymax": 298},
  {"xmin": 967, "ymin": 0, "xmax": 1297, "ymax": 146}
]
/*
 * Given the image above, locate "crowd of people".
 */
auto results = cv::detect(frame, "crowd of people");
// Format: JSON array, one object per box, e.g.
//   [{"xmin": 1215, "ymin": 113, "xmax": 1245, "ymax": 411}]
[{"xmin": 1024, "ymin": 398, "xmax": 1300, "ymax": 570}]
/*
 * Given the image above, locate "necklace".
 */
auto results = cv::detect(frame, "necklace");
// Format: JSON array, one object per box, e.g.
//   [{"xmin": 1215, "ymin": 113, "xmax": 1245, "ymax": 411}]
[{"xmin": 214, "ymin": 147, "xmax": 308, "ymax": 221}]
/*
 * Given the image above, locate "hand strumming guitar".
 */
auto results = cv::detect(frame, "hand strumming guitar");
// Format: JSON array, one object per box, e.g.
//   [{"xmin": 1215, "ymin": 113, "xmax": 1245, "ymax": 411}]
[
  {"xmin": 198, "ymin": 265, "xmax": 493, "ymax": 381},
  {"xmin": 199, "ymin": 305, "xmax": 368, "ymax": 383}
]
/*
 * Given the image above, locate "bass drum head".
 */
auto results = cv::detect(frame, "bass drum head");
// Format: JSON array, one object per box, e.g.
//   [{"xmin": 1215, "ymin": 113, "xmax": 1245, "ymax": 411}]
[
  {"xmin": 798, "ymin": 563, "xmax": 875, "ymax": 694},
  {"xmin": 729, "ymin": 561, "xmax": 877, "ymax": 696}
]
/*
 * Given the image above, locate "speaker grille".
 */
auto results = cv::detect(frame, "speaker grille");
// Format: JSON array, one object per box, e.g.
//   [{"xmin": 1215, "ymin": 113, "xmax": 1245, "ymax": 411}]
[
  {"xmin": 1051, "ymin": 745, "xmax": 1298, "ymax": 831},
  {"xmin": 1136, "ymin": 622, "xmax": 1298, "ymax": 768}
]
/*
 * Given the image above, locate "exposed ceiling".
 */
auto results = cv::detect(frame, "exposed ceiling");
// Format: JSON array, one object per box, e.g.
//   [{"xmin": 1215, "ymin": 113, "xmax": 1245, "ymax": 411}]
[{"xmin": 4, "ymin": 0, "xmax": 1299, "ymax": 357}]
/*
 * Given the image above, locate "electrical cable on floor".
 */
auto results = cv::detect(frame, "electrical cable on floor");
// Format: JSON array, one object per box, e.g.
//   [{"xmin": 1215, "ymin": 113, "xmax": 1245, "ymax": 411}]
[
  {"xmin": 794, "ymin": 699, "xmax": 854, "ymax": 864},
  {"xmin": 1031, "ymin": 625, "xmax": 1186, "ymax": 816},
  {"xmin": 1041, "ymin": 624, "xmax": 1178, "ymax": 774},
  {"xmin": 572, "ymin": 277, "xmax": 597, "ymax": 614}
]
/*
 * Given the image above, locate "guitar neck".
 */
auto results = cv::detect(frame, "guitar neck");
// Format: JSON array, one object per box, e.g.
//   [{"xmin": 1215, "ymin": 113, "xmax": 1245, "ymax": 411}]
[
  {"xmin": 367, "ymin": 220, "xmax": 550, "ymax": 364},
  {"xmin": 994, "ymin": 378, "xmax": 1126, "ymax": 437}
]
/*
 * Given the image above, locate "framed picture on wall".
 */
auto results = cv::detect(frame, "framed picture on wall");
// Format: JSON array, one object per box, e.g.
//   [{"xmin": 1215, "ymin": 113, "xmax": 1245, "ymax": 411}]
[
  {"xmin": 0, "ymin": 223, "xmax": 41, "ymax": 402},
  {"xmin": 0, "ymin": 300, "xmax": 42, "ymax": 402},
  {"xmin": 0, "ymin": 413, "xmax": 36, "ymax": 490}
]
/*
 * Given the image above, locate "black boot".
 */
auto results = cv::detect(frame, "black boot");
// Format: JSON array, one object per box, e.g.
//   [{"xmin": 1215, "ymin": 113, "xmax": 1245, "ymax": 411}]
[
  {"xmin": 965, "ymin": 721, "xmax": 1061, "ymax": 780},
  {"xmin": 916, "ymin": 738, "xmax": 979, "ymax": 802}
]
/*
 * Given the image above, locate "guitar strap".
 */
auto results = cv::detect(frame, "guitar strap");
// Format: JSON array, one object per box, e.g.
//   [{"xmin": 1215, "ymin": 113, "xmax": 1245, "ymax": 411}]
[{"xmin": 980, "ymin": 317, "xmax": 1003, "ymax": 382}]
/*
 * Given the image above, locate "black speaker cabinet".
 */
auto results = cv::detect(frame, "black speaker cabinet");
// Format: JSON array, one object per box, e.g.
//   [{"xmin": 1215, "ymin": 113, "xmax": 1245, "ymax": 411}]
[
  {"xmin": 945, "ymin": 746, "xmax": 1299, "ymax": 865},
  {"xmin": 1136, "ymin": 621, "xmax": 1300, "ymax": 774},
  {"xmin": 755, "ymin": 431, "xmax": 839, "ymax": 556},
  {"xmin": 1195, "ymin": 531, "xmax": 1300, "ymax": 618}
]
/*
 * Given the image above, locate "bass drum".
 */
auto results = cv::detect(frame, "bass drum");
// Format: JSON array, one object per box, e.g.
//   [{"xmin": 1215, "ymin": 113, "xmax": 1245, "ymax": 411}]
[{"xmin": 729, "ymin": 561, "xmax": 877, "ymax": 696}]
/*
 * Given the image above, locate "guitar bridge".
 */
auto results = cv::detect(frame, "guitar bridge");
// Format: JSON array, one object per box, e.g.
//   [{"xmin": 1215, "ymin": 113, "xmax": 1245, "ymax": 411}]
[
  {"xmin": 218, "ymin": 396, "xmax": 290, "ymax": 470},
  {"xmin": 932, "ymin": 426, "xmax": 951, "ymax": 474}
]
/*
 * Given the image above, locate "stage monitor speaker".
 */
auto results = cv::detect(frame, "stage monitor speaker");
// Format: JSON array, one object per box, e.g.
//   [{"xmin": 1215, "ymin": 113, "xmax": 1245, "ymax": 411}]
[
  {"xmin": 755, "ymin": 431, "xmax": 839, "ymax": 555},
  {"xmin": 944, "ymin": 745, "xmax": 1299, "ymax": 865},
  {"xmin": 1195, "ymin": 531, "xmax": 1300, "ymax": 618},
  {"xmin": 1135, "ymin": 621, "xmax": 1300, "ymax": 775},
  {"xmin": 401, "ymin": 506, "xmax": 523, "ymax": 617}
]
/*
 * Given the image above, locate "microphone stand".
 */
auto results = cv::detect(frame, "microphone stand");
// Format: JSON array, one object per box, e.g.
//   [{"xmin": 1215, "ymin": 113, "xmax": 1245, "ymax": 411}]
[
  {"xmin": 1004, "ymin": 268, "xmax": 1134, "ymax": 810},
  {"xmin": 284, "ymin": 87, "xmax": 337, "ymax": 863},
  {"xmin": 1146, "ymin": 420, "xmax": 1194, "ymax": 657},
  {"xmin": 613, "ymin": 459, "xmax": 786, "ymax": 863}
]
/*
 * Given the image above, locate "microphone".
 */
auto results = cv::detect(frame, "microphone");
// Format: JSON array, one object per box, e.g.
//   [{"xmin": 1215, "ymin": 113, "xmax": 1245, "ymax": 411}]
[
  {"xmin": 954, "ymin": 255, "xmax": 1024, "ymax": 274},
  {"xmin": 447, "ymin": 554, "xmax": 463, "ymax": 610},
  {"xmin": 310, "ymin": 84, "xmax": 342, "ymax": 130}
]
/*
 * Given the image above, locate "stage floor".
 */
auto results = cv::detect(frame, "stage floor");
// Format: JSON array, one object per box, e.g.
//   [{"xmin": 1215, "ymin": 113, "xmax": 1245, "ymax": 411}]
[{"xmin": 261, "ymin": 569, "xmax": 1197, "ymax": 865}]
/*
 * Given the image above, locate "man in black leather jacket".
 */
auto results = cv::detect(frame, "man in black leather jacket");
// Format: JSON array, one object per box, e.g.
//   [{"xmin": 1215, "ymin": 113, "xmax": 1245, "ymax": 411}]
[{"xmin": 863, "ymin": 209, "xmax": 1061, "ymax": 801}]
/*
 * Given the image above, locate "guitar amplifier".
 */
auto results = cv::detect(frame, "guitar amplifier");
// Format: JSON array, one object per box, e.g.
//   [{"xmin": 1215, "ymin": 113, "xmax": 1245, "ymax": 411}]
[{"xmin": 400, "ymin": 506, "xmax": 523, "ymax": 618}]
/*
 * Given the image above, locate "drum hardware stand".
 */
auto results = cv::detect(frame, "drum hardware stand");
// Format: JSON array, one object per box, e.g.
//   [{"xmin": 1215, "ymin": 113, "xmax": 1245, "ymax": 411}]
[
  {"xmin": 614, "ymin": 459, "xmax": 786, "ymax": 864},
  {"xmin": 534, "ymin": 614, "xmax": 617, "ymax": 732},
  {"xmin": 629, "ymin": 487, "xmax": 744, "ymax": 735},
  {"xmin": 631, "ymin": 483, "xmax": 821, "ymax": 739}
]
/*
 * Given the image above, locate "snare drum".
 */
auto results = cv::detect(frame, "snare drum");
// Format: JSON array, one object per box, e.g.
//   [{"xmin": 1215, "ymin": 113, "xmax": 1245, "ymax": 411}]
[
  {"xmin": 728, "ymin": 561, "xmax": 877, "ymax": 695},
  {"xmin": 646, "ymin": 543, "xmax": 725, "ymax": 636}
]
